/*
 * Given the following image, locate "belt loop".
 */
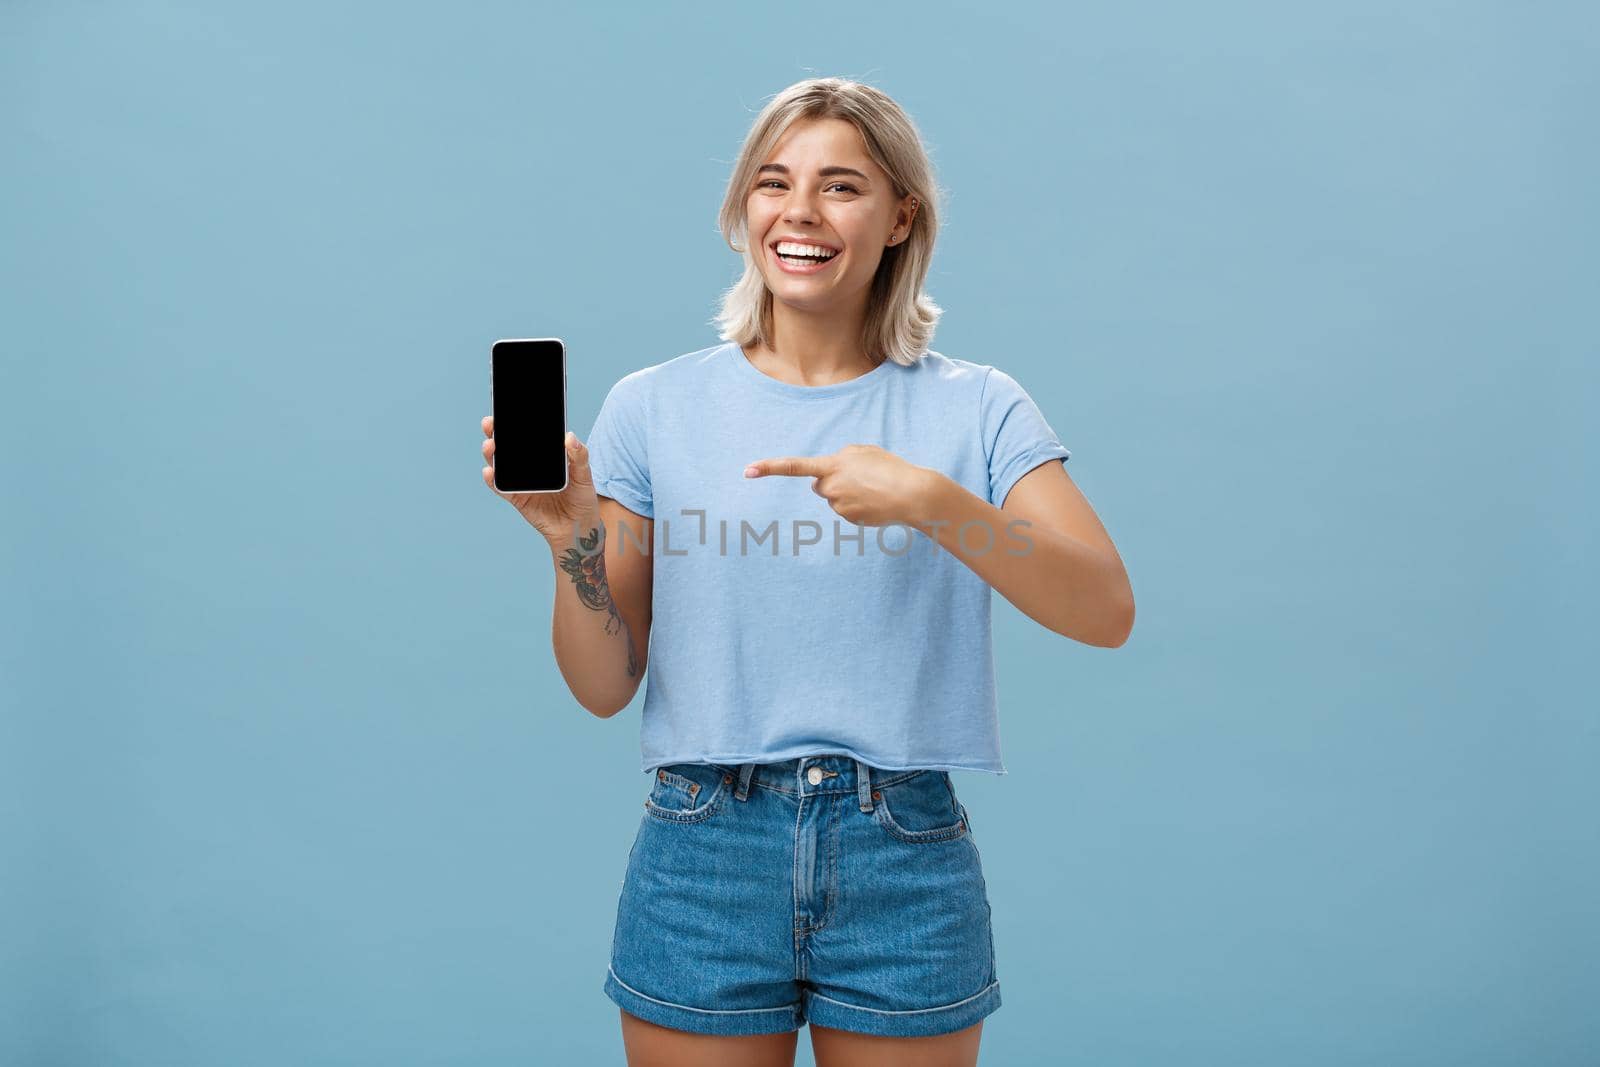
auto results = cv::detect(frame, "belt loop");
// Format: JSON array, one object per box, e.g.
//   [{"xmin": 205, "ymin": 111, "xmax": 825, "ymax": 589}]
[
  {"xmin": 856, "ymin": 758, "xmax": 874, "ymax": 812},
  {"xmin": 736, "ymin": 761, "xmax": 756, "ymax": 801}
]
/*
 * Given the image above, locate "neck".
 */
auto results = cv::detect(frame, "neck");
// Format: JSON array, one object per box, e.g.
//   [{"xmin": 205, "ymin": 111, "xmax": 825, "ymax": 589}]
[{"xmin": 753, "ymin": 301, "xmax": 875, "ymax": 385}]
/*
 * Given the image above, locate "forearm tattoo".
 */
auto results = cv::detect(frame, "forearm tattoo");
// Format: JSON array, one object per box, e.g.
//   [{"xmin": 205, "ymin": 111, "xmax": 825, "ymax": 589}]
[{"xmin": 557, "ymin": 520, "xmax": 639, "ymax": 678}]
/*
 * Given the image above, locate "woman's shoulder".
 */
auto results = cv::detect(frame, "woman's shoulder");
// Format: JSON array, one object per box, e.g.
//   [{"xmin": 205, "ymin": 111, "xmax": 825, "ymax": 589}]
[
  {"xmin": 898, "ymin": 349, "xmax": 1002, "ymax": 395},
  {"xmin": 913, "ymin": 349, "xmax": 992, "ymax": 376},
  {"xmin": 919, "ymin": 351, "xmax": 1056, "ymax": 404},
  {"xmin": 609, "ymin": 340, "xmax": 732, "ymax": 396}
]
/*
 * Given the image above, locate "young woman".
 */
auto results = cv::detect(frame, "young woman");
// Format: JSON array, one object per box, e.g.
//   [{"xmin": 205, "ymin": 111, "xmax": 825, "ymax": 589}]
[{"xmin": 482, "ymin": 77, "xmax": 1133, "ymax": 1067}]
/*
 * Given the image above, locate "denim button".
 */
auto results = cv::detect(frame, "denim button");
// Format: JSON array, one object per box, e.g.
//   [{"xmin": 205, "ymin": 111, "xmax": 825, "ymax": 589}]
[{"xmin": 807, "ymin": 766, "xmax": 823, "ymax": 785}]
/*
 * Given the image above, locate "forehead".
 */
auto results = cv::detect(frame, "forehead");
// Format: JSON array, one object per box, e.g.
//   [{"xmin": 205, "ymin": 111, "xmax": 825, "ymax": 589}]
[{"xmin": 765, "ymin": 117, "xmax": 877, "ymax": 172}]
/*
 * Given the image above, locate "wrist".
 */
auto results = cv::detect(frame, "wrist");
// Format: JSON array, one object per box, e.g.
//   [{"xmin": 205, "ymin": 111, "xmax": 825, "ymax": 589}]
[
  {"xmin": 544, "ymin": 513, "xmax": 605, "ymax": 555},
  {"xmin": 907, "ymin": 467, "xmax": 956, "ymax": 528}
]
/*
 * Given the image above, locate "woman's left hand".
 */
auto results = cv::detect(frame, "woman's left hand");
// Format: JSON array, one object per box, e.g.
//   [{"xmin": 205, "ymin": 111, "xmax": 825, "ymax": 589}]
[{"xmin": 743, "ymin": 444, "xmax": 938, "ymax": 528}]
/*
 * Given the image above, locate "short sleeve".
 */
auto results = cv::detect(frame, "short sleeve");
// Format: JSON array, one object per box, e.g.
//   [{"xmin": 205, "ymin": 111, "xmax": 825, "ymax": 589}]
[
  {"xmin": 585, "ymin": 375, "xmax": 653, "ymax": 518},
  {"xmin": 980, "ymin": 366, "xmax": 1071, "ymax": 508}
]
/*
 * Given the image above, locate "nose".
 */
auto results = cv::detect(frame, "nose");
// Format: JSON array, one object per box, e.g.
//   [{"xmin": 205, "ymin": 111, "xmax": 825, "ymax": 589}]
[{"xmin": 781, "ymin": 188, "xmax": 820, "ymax": 227}]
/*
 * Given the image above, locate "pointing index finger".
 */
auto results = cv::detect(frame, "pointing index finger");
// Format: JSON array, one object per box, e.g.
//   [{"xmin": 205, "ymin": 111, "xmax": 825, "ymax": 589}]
[{"xmin": 744, "ymin": 455, "xmax": 832, "ymax": 479}]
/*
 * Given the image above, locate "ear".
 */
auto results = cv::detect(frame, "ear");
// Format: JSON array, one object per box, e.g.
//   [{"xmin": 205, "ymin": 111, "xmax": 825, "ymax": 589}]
[{"xmin": 889, "ymin": 194, "xmax": 918, "ymax": 246}]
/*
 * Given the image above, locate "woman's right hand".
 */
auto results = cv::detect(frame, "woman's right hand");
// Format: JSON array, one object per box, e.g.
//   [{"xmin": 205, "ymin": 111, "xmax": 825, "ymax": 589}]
[{"xmin": 481, "ymin": 416, "xmax": 601, "ymax": 544}]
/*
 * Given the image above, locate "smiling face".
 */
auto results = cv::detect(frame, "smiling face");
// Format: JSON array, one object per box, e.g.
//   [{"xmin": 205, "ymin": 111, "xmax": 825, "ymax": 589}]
[{"xmin": 746, "ymin": 117, "xmax": 915, "ymax": 319}]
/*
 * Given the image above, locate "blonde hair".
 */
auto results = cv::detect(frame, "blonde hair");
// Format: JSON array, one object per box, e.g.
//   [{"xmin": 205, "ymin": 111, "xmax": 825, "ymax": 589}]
[{"xmin": 710, "ymin": 77, "xmax": 946, "ymax": 367}]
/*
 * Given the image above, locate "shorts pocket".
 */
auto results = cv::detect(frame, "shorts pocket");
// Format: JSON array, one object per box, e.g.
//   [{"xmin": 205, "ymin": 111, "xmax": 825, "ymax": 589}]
[
  {"xmin": 643, "ymin": 763, "xmax": 731, "ymax": 824},
  {"xmin": 871, "ymin": 770, "xmax": 968, "ymax": 844}
]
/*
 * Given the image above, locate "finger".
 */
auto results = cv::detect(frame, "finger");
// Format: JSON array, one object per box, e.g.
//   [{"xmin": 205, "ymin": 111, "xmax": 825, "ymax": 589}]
[
  {"xmin": 483, "ymin": 437, "xmax": 494, "ymax": 461},
  {"xmin": 483, "ymin": 464, "xmax": 516, "ymax": 498},
  {"xmin": 565, "ymin": 431, "xmax": 593, "ymax": 485},
  {"xmin": 483, "ymin": 415, "xmax": 492, "ymax": 436},
  {"xmin": 745, "ymin": 455, "xmax": 831, "ymax": 479}
]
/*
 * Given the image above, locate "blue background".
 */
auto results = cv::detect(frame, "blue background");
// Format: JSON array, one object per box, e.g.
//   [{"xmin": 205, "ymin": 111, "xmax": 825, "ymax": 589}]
[{"xmin": 5, "ymin": 2, "xmax": 1595, "ymax": 1064}]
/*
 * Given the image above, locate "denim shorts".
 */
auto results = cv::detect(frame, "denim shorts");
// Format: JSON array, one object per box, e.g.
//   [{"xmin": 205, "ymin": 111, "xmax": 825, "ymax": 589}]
[{"xmin": 602, "ymin": 753, "xmax": 1000, "ymax": 1038}]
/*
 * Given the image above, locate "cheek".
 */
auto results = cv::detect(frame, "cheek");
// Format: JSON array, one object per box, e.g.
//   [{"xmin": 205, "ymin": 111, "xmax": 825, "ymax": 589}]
[
  {"xmin": 746, "ymin": 206, "xmax": 776, "ymax": 245},
  {"xmin": 839, "ymin": 215, "xmax": 883, "ymax": 251}
]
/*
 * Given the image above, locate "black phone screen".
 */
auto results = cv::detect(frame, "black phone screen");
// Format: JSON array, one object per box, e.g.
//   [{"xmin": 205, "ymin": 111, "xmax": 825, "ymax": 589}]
[{"xmin": 490, "ymin": 338, "xmax": 567, "ymax": 493}]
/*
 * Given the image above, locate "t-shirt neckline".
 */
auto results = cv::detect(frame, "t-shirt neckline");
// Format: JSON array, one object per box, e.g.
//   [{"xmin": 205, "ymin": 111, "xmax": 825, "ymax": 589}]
[{"xmin": 726, "ymin": 342, "xmax": 895, "ymax": 399}]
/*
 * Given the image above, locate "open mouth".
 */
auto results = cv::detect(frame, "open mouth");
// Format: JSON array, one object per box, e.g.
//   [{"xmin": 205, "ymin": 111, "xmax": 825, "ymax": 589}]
[{"xmin": 770, "ymin": 240, "xmax": 841, "ymax": 273}]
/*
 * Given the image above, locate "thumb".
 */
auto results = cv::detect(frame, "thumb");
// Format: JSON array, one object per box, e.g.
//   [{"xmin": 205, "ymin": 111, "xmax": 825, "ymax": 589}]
[{"xmin": 565, "ymin": 431, "xmax": 595, "ymax": 486}]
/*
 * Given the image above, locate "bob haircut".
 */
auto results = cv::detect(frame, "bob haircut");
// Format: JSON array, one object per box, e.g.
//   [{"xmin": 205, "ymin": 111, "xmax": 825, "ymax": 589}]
[{"xmin": 710, "ymin": 77, "xmax": 946, "ymax": 367}]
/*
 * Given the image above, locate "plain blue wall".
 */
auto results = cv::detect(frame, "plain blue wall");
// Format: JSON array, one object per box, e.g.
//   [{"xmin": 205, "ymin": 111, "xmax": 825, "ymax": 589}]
[{"xmin": 4, "ymin": 2, "xmax": 1595, "ymax": 1064}]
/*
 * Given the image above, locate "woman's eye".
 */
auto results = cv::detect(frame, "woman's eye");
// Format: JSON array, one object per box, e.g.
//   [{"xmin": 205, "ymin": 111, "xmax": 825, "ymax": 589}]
[{"xmin": 757, "ymin": 180, "xmax": 858, "ymax": 194}]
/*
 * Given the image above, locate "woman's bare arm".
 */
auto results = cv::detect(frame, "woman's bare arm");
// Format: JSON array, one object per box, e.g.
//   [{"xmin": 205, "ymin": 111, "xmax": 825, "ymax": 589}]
[
  {"xmin": 549, "ymin": 497, "xmax": 654, "ymax": 717},
  {"xmin": 910, "ymin": 461, "xmax": 1134, "ymax": 647},
  {"xmin": 483, "ymin": 418, "xmax": 654, "ymax": 717}
]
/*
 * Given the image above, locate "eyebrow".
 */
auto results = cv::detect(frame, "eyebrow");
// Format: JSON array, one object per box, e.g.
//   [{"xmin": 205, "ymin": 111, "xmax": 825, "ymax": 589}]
[{"xmin": 756, "ymin": 163, "xmax": 870, "ymax": 182}]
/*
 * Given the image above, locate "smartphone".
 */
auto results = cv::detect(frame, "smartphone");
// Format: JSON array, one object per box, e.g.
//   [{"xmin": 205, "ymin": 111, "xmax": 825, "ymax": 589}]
[{"xmin": 490, "ymin": 337, "xmax": 568, "ymax": 493}]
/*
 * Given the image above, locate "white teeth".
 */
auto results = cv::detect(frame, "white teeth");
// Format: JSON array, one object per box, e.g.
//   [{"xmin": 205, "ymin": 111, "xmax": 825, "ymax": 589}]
[{"xmin": 774, "ymin": 241, "xmax": 838, "ymax": 259}]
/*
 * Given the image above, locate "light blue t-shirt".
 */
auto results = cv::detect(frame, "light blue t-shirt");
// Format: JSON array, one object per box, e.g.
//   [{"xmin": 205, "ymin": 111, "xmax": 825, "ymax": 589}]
[{"xmin": 584, "ymin": 340, "xmax": 1071, "ymax": 776}]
